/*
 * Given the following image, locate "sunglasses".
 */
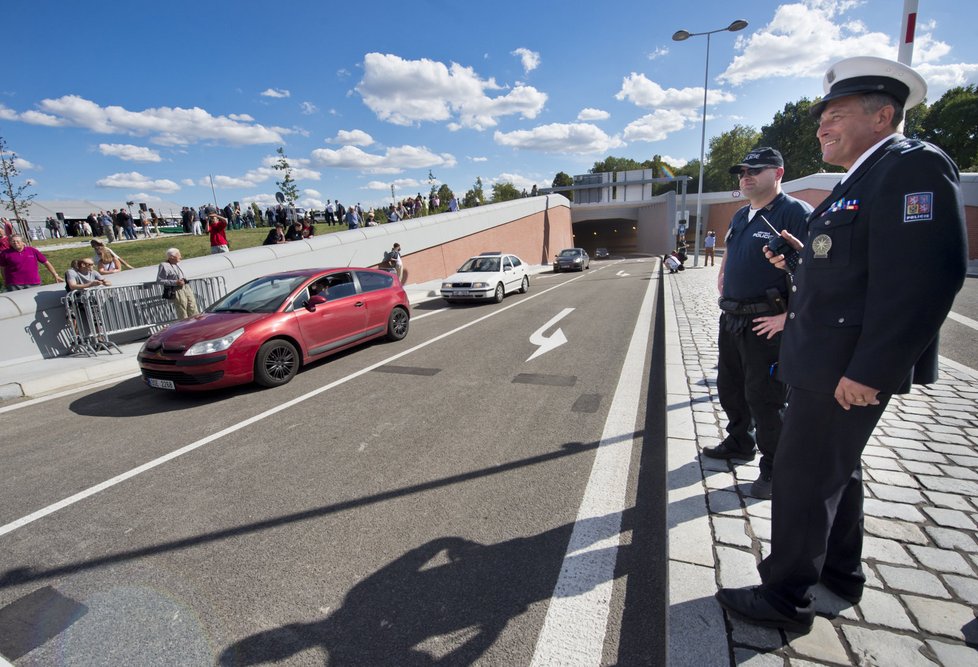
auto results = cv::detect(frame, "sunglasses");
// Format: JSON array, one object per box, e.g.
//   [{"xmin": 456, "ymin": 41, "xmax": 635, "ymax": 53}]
[{"xmin": 736, "ymin": 167, "xmax": 774, "ymax": 177}]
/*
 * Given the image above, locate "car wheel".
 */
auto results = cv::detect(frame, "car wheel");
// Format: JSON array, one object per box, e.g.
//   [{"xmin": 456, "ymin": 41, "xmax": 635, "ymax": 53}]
[
  {"xmin": 519, "ymin": 275, "xmax": 529, "ymax": 294},
  {"xmin": 386, "ymin": 306, "xmax": 409, "ymax": 341},
  {"xmin": 493, "ymin": 282, "xmax": 505, "ymax": 303},
  {"xmin": 254, "ymin": 339, "xmax": 299, "ymax": 387}
]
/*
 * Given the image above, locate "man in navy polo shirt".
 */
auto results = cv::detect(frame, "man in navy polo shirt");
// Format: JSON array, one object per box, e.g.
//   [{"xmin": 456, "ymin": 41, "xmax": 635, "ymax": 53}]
[{"xmin": 703, "ymin": 147, "xmax": 811, "ymax": 499}]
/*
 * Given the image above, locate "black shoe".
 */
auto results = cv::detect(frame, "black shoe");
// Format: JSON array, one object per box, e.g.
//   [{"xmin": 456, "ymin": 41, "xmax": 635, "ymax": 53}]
[
  {"xmin": 715, "ymin": 586, "xmax": 813, "ymax": 633},
  {"xmin": 749, "ymin": 472, "xmax": 772, "ymax": 499},
  {"xmin": 702, "ymin": 441, "xmax": 755, "ymax": 461},
  {"xmin": 819, "ymin": 576, "xmax": 863, "ymax": 605}
]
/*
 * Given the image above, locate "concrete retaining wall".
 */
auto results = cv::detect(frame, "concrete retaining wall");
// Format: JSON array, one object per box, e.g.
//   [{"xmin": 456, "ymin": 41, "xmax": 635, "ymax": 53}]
[{"xmin": 1, "ymin": 195, "xmax": 572, "ymax": 363}]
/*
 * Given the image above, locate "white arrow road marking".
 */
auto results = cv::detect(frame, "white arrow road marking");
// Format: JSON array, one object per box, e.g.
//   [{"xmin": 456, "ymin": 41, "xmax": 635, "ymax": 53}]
[
  {"xmin": 527, "ymin": 307, "xmax": 575, "ymax": 361},
  {"xmin": 616, "ymin": 270, "xmax": 630, "ymax": 277}
]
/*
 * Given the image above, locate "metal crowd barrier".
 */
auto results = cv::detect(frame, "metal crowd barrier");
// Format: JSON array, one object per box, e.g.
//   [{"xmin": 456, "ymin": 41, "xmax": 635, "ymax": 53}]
[{"xmin": 61, "ymin": 277, "xmax": 227, "ymax": 357}]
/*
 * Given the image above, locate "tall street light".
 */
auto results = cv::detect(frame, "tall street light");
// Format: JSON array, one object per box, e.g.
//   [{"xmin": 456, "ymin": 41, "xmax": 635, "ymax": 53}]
[{"xmin": 672, "ymin": 19, "xmax": 748, "ymax": 267}]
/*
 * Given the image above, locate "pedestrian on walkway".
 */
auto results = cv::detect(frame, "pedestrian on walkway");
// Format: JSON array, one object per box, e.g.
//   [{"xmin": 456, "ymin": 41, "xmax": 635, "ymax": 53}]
[
  {"xmin": 703, "ymin": 231, "xmax": 716, "ymax": 266},
  {"xmin": 703, "ymin": 147, "xmax": 811, "ymax": 500},
  {"xmin": 0, "ymin": 234, "xmax": 64, "ymax": 291},
  {"xmin": 716, "ymin": 57, "xmax": 968, "ymax": 634},
  {"xmin": 157, "ymin": 248, "xmax": 199, "ymax": 319}
]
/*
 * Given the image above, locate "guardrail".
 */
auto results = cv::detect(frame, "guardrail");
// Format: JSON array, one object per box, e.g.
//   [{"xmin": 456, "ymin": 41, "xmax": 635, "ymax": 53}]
[{"xmin": 61, "ymin": 277, "xmax": 226, "ymax": 357}]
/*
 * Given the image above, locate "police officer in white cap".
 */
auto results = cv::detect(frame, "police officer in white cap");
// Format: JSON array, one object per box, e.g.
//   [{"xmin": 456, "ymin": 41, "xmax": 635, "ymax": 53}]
[{"xmin": 715, "ymin": 56, "xmax": 968, "ymax": 633}]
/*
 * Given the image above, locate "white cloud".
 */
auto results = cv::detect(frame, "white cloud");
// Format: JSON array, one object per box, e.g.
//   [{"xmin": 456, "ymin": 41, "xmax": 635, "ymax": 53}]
[
  {"xmin": 718, "ymin": 1, "xmax": 896, "ymax": 85},
  {"xmin": 13, "ymin": 156, "xmax": 36, "ymax": 170},
  {"xmin": 261, "ymin": 88, "xmax": 291, "ymax": 98},
  {"xmin": 95, "ymin": 171, "xmax": 180, "ymax": 194},
  {"xmin": 6, "ymin": 95, "xmax": 284, "ymax": 146},
  {"xmin": 311, "ymin": 144, "xmax": 457, "ymax": 174},
  {"xmin": 493, "ymin": 123, "xmax": 624, "ymax": 154},
  {"xmin": 299, "ymin": 196, "xmax": 324, "ymax": 209},
  {"xmin": 364, "ymin": 178, "xmax": 421, "ymax": 191},
  {"xmin": 205, "ymin": 160, "xmax": 321, "ymax": 189},
  {"xmin": 470, "ymin": 156, "xmax": 488, "ymax": 162},
  {"xmin": 300, "ymin": 101, "xmax": 318, "ymax": 115},
  {"xmin": 577, "ymin": 107, "xmax": 610, "ymax": 121},
  {"xmin": 228, "ymin": 113, "xmax": 254, "ymax": 121},
  {"xmin": 659, "ymin": 155, "xmax": 689, "ymax": 168},
  {"xmin": 622, "ymin": 109, "xmax": 698, "ymax": 143},
  {"xmin": 303, "ymin": 188, "xmax": 321, "ymax": 198},
  {"xmin": 99, "ymin": 143, "xmax": 162, "ymax": 162},
  {"xmin": 127, "ymin": 192, "xmax": 167, "ymax": 203},
  {"xmin": 489, "ymin": 172, "xmax": 548, "ymax": 192},
  {"xmin": 716, "ymin": 3, "xmax": 978, "ymax": 98},
  {"xmin": 330, "ymin": 129, "xmax": 374, "ymax": 146},
  {"xmin": 647, "ymin": 47, "xmax": 669, "ymax": 60},
  {"xmin": 616, "ymin": 73, "xmax": 735, "ymax": 110},
  {"xmin": 356, "ymin": 53, "xmax": 547, "ymax": 130},
  {"xmin": 511, "ymin": 48, "xmax": 541, "ymax": 75},
  {"xmin": 181, "ymin": 178, "xmax": 196, "ymax": 186},
  {"xmin": 240, "ymin": 193, "xmax": 281, "ymax": 208}
]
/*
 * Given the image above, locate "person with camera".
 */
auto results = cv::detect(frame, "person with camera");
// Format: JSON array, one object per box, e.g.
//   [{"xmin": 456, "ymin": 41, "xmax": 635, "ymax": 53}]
[
  {"xmin": 157, "ymin": 247, "xmax": 199, "ymax": 320},
  {"xmin": 715, "ymin": 57, "xmax": 968, "ymax": 635},
  {"xmin": 702, "ymin": 147, "xmax": 811, "ymax": 500}
]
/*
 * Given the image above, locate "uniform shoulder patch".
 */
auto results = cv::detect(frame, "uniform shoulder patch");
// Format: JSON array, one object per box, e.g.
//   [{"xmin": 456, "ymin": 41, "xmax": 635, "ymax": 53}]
[
  {"xmin": 888, "ymin": 138, "xmax": 925, "ymax": 154},
  {"xmin": 904, "ymin": 192, "xmax": 933, "ymax": 222}
]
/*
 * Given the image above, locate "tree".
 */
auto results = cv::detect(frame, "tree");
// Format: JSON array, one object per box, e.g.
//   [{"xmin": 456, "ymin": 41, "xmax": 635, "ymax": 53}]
[
  {"xmin": 588, "ymin": 156, "xmax": 649, "ymax": 174},
  {"xmin": 704, "ymin": 125, "xmax": 761, "ymax": 192},
  {"xmin": 552, "ymin": 171, "xmax": 574, "ymax": 201},
  {"xmin": 919, "ymin": 85, "xmax": 978, "ymax": 170},
  {"xmin": 436, "ymin": 184, "xmax": 454, "ymax": 209},
  {"xmin": 0, "ymin": 136, "xmax": 35, "ymax": 238},
  {"xmin": 427, "ymin": 170, "xmax": 438, "ymax": 198},
  {"xmin": 759, "ymin": 99, "xmax": 832, "ymax": 179},
  {"xmin": 463, "ymin": 176, "xmax": 485, "ymax": 208},
  {"xmin": 273, "ymin": 146, "xmax": 299, "ymax": 205},
  {"xmin": 491, "ymin": 182, "xmax": 521, "ymax": 202}
]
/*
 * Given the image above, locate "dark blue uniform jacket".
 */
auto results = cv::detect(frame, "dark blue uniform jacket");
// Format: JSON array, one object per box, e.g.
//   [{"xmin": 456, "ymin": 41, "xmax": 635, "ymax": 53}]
[{"xmin": 779, "ymin": 137, "xmax": 968, "ymax": 395}]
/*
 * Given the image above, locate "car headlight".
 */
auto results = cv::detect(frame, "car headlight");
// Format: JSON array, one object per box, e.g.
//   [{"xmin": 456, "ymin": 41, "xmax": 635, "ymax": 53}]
[
  {"xmin": 185, "ymin": 327, "xmax": 245, "ymax": 356},
  {"xmin": 441, "ymin": 282, "xmax": 452, "ymax": 289},
  {"xmin": 573, "ymin": 257, "xmax": 582, "ymax": 263},
  {"xmin": 472, "ymin": 282, "xmax": 489, "ymax": 289}
]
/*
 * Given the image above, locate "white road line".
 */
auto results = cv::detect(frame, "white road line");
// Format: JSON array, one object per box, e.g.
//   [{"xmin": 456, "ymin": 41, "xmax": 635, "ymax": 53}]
[
  {"xmin": 947, "ymin": 310, "xmax": 978, "ymax": 331},
  {"xmin": 0, "ymin": 279, "xmax": 576, "ymax": 540},
  {"xmin": 531, "ymin": 263, "xmax": 657, "ymax": 665}
]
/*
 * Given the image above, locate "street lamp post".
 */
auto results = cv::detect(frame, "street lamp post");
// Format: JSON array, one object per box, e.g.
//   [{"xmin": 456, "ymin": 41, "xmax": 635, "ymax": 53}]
[{"xmin": 672, "ymin": 19, "xmax": 748, "ymax": 268}]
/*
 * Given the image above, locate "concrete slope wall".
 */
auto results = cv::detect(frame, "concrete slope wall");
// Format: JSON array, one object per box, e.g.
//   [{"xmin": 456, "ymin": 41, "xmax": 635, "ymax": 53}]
[{"xmin": 0, "ymin": 195, "xmax": 571, "ymax": 363}]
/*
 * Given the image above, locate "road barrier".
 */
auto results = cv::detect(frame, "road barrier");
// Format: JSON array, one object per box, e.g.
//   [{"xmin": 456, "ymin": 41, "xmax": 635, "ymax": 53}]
[{"xmin": 61, "ymin": 277, "xmax": 226, "ymax": 357}]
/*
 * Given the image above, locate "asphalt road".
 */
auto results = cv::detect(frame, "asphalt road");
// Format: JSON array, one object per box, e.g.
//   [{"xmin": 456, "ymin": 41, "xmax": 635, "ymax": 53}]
[
  {"xmin": 942, "ymin": 275, "xmax": 978, "ymax": 370},
  {"xmin": 0, "ymin": 258, "xmax": 667, "ymax": 666}
]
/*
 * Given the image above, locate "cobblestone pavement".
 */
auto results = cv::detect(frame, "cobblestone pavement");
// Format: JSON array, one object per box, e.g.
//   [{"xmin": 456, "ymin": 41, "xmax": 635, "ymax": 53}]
[{"xmin": 667, "ymin": 264, "xmax": 978, "ymax": 667}]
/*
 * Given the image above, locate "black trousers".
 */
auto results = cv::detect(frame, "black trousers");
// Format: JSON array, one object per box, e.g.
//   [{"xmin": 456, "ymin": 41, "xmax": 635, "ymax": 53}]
[
  {"xmin": 716, "ymin": 313, "xmax": 785, "ymax": 474},
  {"xmin": 758, "ymin": 386, "xmax": 890, "ymax": 616}
]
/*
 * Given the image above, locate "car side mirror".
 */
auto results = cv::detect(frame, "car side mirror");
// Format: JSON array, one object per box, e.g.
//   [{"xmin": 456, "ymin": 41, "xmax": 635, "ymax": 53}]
[{"xmin": 303, "ymin": 300, "xmax": 317, "ymax": 312}]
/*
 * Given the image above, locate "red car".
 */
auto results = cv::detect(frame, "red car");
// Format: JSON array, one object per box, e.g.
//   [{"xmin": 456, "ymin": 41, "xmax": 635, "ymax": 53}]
[{"xmin": 139, "ymin": 268, "xmax": 410, "ymax": 391}]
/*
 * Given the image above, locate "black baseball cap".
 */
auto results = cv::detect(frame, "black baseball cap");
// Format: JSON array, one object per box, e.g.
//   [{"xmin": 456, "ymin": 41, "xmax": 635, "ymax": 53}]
[{"xmin": 728, "ymin": 147, "xmax": 784, "ymax": 174}]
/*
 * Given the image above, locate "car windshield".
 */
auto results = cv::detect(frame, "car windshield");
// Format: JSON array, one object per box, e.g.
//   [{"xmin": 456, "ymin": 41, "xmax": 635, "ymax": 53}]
[
  {"xmin": 559, "ymin": 249, "xmax": 581, "ymax": 257},
  {"xmin": 459, "ymin": 257, "xmax": 500, "ymax": 272},
  {"xmin": 209, "ymin": 274, "xmax": 310, "ymax": 313}
]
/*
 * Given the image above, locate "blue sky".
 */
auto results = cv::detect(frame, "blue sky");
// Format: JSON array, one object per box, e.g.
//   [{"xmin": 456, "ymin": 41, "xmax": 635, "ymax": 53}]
[{"xmin": 3, "ymin": 0, "xmax": 976, "ymax": 213}]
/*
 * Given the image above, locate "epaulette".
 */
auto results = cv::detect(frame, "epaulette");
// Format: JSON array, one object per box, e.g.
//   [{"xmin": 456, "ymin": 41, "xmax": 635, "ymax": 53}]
[{"xmin": 887, "ymin": 138, "xmax": 926, "ymax": 154}]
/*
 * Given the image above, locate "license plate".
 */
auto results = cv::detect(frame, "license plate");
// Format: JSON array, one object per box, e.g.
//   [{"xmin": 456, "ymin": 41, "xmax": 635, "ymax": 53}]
[
  {"xmin": 147, "ymin": 378, "xmax": 176, "ymax": 390},
  {"xmin": 453, "ymin": 290, "xmax": 470, "ymax": 296}
]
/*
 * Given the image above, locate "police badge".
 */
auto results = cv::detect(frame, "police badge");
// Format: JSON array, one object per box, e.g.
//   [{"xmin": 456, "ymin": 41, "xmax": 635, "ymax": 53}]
[{"xmin": 812, "ymin": 234, "xmax": 832, "ymax": 259}]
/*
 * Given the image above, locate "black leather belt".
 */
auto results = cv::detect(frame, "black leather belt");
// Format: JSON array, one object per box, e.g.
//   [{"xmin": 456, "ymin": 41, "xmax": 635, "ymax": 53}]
[{"xmin": 718, "ymin": 298, "xmax": 772, "ymax": 316}]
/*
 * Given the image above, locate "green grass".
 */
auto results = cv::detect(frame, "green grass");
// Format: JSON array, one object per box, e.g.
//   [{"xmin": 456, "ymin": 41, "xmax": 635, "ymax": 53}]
[{"xmin": 26, "ymin": 224, "xmax": 349, "ymax": 287}]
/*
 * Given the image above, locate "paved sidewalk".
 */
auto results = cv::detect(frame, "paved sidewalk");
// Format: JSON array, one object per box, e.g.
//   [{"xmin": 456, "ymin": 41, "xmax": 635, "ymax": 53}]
[{"xmin": 667, "ymin": 264, "xmax": 978, "ymax": 666}]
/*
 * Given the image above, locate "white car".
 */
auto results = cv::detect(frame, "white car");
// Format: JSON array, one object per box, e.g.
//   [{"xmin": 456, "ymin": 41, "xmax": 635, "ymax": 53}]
[{"xmin": 441, "ymin": 252, "xmax": 529, "ymax": 303}]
